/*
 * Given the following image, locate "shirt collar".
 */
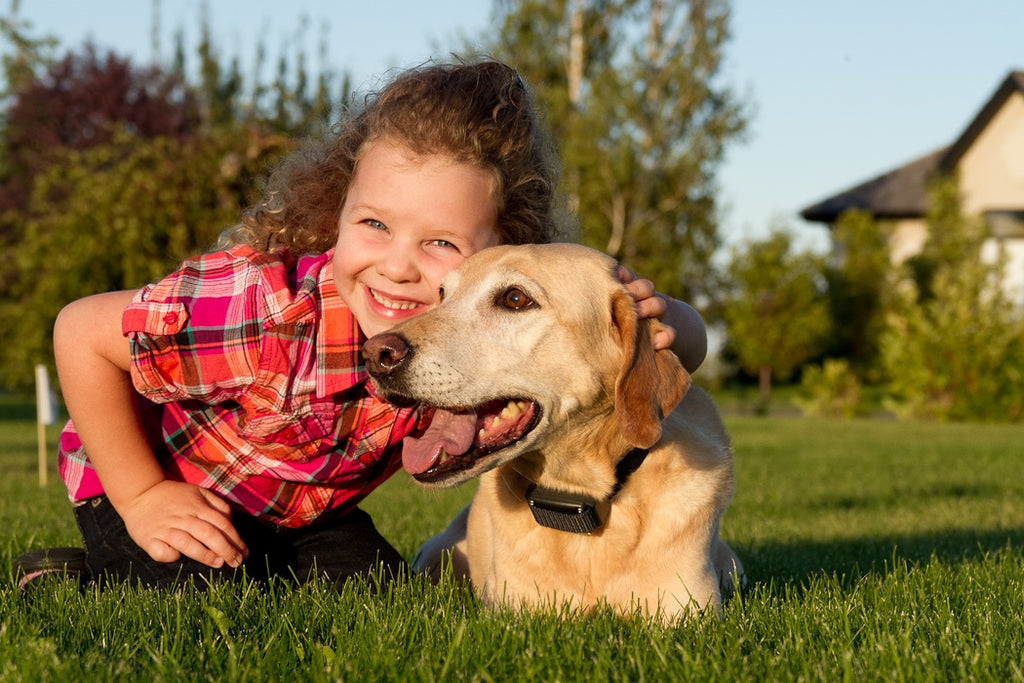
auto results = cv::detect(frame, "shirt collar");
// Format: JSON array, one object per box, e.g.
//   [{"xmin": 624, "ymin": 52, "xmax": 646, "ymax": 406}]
[{"xmin": 314, "ymin": 249, "xmax": 368, "ymax": 398}]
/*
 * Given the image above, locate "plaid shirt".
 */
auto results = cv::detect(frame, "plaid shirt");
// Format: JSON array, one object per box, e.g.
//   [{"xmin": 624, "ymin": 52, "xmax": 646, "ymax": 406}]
[{"xmin": 57, "ymin": 245, "xmax": 429, "ymax": 527}]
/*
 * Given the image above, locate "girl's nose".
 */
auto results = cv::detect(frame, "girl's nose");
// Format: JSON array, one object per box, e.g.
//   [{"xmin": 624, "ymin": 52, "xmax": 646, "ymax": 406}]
[{"xmin": 376, "ymin": 247, "xmax": 420, "ymax": 283}]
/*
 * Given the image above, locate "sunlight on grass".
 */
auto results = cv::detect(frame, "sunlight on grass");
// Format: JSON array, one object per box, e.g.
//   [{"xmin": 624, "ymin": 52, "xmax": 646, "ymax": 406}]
[{"xmin": 2, "ymin": 396, "xmax": 1022, "ymax": 680}]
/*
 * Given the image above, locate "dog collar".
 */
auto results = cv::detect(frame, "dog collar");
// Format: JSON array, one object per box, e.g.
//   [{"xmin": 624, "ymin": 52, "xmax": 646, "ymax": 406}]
[{"xmin": 525, "ymin": 448, "xmax": 649, "ymax": 534}]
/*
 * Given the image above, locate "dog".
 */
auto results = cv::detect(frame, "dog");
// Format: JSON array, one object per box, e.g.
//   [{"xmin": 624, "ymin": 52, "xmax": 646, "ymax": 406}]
[{"xmin": 363, "ymin": 243, "xmax": 742, "ymax": 621}]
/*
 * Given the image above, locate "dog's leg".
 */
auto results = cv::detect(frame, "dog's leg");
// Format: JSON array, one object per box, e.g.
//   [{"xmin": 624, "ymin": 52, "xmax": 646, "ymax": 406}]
[
  {"xmin": 411, "ymin": 504, "xmax": 471, "ymax": 583},
  {"xmin": 714, "ymin": 539, "xmax": 746, "ymax": 601}
]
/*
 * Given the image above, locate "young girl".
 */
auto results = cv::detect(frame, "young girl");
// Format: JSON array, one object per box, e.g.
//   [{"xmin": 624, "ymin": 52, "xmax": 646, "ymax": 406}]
[{"xmin": 18, "ymin": 60, "xmax": 707, "ymax": 589}]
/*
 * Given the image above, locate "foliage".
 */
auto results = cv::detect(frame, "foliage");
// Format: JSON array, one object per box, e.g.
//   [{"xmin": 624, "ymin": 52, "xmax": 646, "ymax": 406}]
[
  {"xmin": 0, "ymin": 2, "xmax": 56, "ymax": 106},
  {"xmin": 880, "ymin": 176, "xmax": 1024, "ymax": 422},
  {"xmin": 3, "ymin": 405, "xmax": 1024, "ymax": 680},
  {"xmin": 487, "ymin": 0, "xmax": 749, "ymax": 301},
  {"xmin": 720, "ymin": 228, "xmax": 832, "ymax": 408},
  {"xmin": 185, "ymin": 9, "xmax": 341, "ymax": 135},
  {"xmin": 823, "ymin": 209, "xmax": 892, "ymax": 378},
  {"xmin": 0, "ymin": 44, "xmax": 199, "ymax": 212},
  {"xmin": 2, "ymin": 126, "xmax": 287, "ymax": 386},
  {"xmin": 794, "ymin": 358, "xmax": 864, "ymax": 418},
  {"xmin": 0, "ymin": 8, "xmax": 348, "ymax": 388}
]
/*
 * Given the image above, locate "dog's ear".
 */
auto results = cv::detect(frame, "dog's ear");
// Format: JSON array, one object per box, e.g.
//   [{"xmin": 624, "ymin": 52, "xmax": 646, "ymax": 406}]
[{"xmin": 612, "ymin": 289, "xmax": 690, "ymax": 448}]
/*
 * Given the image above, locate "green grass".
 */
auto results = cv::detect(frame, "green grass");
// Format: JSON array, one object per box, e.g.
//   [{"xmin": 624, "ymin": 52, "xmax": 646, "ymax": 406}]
[{"xmin": 2, "ymin": 396, "xmax": 1023, "ymax": 681}]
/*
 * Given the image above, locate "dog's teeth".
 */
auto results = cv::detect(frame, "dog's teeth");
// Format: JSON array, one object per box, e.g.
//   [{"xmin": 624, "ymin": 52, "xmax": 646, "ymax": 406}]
[
  {"xmin": 478, "ymin": 428, "xmax": 487, "ymax": 440},
  {"xmin": 500, "ymin": 402, "xmax": 522, "ymax": 420}
]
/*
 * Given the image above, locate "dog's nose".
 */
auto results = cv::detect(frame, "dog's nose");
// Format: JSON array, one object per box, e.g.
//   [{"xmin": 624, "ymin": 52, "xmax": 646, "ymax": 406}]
[{"xmin": 363, "ymin": 333, "xmax": 412, "ymax": 375}]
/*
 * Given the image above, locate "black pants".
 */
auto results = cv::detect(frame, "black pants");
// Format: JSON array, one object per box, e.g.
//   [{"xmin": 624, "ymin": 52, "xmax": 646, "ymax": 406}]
[{"xmin": 74, "ymin": 496, "xmax": 406, "ymax": 589}]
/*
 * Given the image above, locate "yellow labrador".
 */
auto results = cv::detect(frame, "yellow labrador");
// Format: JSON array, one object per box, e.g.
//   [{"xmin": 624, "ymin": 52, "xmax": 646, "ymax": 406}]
[{"xmin": 364, "ymin": 243, "xmax": 742, "ymax": 621}]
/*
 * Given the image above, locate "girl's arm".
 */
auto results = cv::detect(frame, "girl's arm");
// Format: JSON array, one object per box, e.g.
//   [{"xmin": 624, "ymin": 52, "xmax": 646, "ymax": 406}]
[
  {"xmin": 54, "ymin": 291, "xmax": 247, "ymax": 568},
  {"xmin": 617, "ymin": 266, "xmax": 707, "ymax": 374},
  {"xmin": 658, "ymin": 296, "xmax": 707, "ymax": 374}
]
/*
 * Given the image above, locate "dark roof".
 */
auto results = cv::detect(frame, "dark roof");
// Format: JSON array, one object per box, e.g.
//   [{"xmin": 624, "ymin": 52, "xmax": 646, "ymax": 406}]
[
  {"xmin": 941, "ymin": 70, "xmax": 1024, "ymax": 173},
  {"xmin": 800, "ymin": 147, "xmax": 946, "ymax": 223},
  {"xmin": 800, "ymin": 70, "xmax": 1024, "ymax": 224}
]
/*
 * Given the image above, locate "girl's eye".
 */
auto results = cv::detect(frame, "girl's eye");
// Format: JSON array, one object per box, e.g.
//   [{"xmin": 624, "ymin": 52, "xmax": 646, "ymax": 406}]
[
  {"xmin": 429, "ymin": 239, "xmax": 457, "ymax": 249},
  {"xmin": 498, "ymin": 287, "xmax": 535, "ymax": 311},
  {"xmin": 366, "ymin": 219, "xmax": 387, "ymax": 231}
]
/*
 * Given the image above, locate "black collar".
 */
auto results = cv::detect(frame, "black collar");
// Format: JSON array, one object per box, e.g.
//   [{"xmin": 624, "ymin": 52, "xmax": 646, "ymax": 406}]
[{"xmin": 525, "ymin": 448, "xmax": 649, "ymax": 534}]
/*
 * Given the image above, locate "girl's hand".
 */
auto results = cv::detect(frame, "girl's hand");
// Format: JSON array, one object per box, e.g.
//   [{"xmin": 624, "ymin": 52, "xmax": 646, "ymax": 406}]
[
  {"xmin": 616, "ymin": 265, "xmax": 675, "ymax": 351},
  {"xmin": 118, "ymin": 480, "xmax": 248, "ymax": 568},
  {"xmin": 615, "ymin": 264, "xmax": 708, "ymax": 373}
]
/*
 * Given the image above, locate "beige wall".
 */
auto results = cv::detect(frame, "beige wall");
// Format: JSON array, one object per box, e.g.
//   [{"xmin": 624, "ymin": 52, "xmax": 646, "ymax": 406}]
[
  {"xmin": 959, "ymin": 90, "xmax": 1024, "ymax": 214},
  {"xmin": 959, "ymin": 90, "xmax": 1024, "ymax": 304},
  {"xmin": 887, "ymin": 216, "xmax": 1024, "ymax": 303},
  {"xmin": 888, "ymin": 218, "xmax": 929, "ymax": 264},
  {"xmin": 880, "ymin": 91, "xmax": 1024, "ymax": 303}
]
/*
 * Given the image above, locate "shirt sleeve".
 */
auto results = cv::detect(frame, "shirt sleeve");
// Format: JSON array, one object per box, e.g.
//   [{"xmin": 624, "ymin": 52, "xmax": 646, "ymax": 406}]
[{"xmin": 121, "ymin": 246, "xmax": 278, "ymax": 405}]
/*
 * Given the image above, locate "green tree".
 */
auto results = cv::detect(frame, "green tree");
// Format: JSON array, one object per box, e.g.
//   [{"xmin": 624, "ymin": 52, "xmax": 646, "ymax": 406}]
[
  {"xmin": 0, "ymin": 8, "xmax": 349, "ymax": 388},
  {"xmin": 0, "ymin": 1, "xmax": 55, "ymax": 102},
  {"xmin": 824, "ymin": 209, "xmax": 893, "ymax": 377},
  {"xmin": 880, "ymin": 176, "xmax": 1024, "ymax": 422},
  {"xmin": 487, "ymin": 0, "xmax": 748, "ymax": 301},
  {"xmin": 721, "ymin": 229, "xmax": 832, "ymax": 411},
  {"xmin": 2, "ymin": 127, "xmax": 287, "ymax": 386}
]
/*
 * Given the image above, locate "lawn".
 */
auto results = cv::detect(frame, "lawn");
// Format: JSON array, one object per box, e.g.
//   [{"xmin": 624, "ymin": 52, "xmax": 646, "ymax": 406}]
[{"xmin": 1, "ymin": 394, "xmax": 1022, "ymax": 681}]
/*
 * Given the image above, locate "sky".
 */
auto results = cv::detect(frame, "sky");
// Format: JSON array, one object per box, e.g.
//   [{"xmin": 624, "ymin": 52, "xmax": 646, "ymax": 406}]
[{"xmin": 10, "ymin": 0, "xmax": 1024, "ymax": 253}]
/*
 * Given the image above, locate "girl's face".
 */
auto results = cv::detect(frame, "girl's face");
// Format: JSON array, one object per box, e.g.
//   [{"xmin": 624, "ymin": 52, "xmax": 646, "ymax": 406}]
[{"xmin": 333, "ymin": 141, "xmax": 500, "ymax": 338}]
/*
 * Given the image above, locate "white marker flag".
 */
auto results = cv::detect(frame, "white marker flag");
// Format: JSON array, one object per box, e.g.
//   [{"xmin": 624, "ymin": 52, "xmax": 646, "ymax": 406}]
[{"xmin": 35, "ymin": 364, "xmax": 58, "ymax": 425}]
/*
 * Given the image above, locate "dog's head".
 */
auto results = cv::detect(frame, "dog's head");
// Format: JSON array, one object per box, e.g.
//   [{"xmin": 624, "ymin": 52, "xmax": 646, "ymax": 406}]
[{"xmin": 363, "ymin": 243, "xmax": 689, "ymax": 487}]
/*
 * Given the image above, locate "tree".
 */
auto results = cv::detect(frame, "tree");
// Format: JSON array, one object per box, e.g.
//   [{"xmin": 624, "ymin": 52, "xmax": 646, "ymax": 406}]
[
  {"xmin": 720, "ymin": 228, "xmax": 832, "ymax": 411},
  {"xmin": 0, "ymin": 43, "xmax": 199, "ymax": 214},
  {"xmin": 2, "ymin": 127, "xmax": 286, "ymax": 386},
  {"xmin": 487, "ymin": 0, "xmax": 748, "ymax": 301},
  {"xmin": 880, "ymin": 176, "xmax": 1024, "ymax": 422},
  {"xmin": 0, "ymin": 9, "xmax": 349, "ymax": 388},
  {"xmin": 823, "ymin": 209, "xmax": 893, "ymax": 377},
  {"xmin": 0, "ymin": 1, "xmax": 56, "ymax": 105}
]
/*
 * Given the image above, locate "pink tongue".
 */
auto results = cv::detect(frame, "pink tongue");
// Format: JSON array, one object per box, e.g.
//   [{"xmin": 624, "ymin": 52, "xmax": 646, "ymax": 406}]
[{"xmin": 401, "ymin": 408, "xmax": 477, "ymax": 475}]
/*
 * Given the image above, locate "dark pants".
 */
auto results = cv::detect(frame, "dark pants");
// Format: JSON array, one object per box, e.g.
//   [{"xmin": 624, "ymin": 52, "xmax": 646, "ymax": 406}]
[{"xmin": 74, "ymin": 496, "xmax": 407, "ymax": 589}]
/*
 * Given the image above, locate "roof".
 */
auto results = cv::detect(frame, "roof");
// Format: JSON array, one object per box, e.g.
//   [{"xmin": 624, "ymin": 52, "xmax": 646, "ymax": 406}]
[
  {"xmin": 940, "ymin": 70, "xmax": 1024, "ymax": 173},
  {"xmin": 800, "ymin": 70, "xmax": 1024, "ymax": 224},
  {"xmin": 800, "ymin": 147, "xmax": 946, "ymax": 223}
]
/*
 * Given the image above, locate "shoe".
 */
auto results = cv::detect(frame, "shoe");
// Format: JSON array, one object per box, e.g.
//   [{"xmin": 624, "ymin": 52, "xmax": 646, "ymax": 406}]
[{"xmin": 14, "ymin": 547, "xmax": 87, "ymax": 592}]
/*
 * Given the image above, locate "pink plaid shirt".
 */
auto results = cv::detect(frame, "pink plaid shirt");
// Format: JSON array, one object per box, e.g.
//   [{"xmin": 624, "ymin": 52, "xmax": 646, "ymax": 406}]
[{"xmin": 57, "ymin": 245, "xmax": 429, "ymax": 527}]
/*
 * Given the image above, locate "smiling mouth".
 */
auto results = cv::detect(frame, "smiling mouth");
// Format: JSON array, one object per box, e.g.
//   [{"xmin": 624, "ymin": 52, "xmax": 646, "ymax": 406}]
[
  {"xmin": 401, "ymin": 398, "xmax": 540, "ymax": 483},
  {"xmin": 369, "ymin": 287, "xmax": 421, "ymax": 311}
]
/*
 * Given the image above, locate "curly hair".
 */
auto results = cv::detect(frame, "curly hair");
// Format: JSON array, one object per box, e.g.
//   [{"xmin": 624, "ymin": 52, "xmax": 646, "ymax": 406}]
[{"xmin": 227, "ymin": 59, "xmax": 563, "ymax": 256}]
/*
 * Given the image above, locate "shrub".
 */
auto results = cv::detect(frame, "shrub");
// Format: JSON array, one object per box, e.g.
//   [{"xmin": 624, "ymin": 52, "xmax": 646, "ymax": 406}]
[{"xmin": 795, "ymin": 358, "xmax": 864, "ymax": 418}]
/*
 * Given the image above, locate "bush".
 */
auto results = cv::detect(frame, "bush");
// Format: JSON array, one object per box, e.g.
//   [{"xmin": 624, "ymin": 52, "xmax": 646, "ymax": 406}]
[
  {"xmin": 795, "ymin": 359, "xmax": 864, "ymax": 418},
  {"xmin": 879, "ymin": 177, "xmax": 1024, "ymax": 422}
]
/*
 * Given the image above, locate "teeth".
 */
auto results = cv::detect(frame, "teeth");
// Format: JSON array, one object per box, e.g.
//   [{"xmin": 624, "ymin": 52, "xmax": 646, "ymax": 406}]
[
  {"xmin": 500, "ymin": 402, "xmax": 523, "ymax": 420},
  {"xmin": 370, "ymin": 289, "xmax": 419, "ymax": 311},
  {"xmin": 481, "ymin": 401, "xmax": 527, "ymax": 437}
]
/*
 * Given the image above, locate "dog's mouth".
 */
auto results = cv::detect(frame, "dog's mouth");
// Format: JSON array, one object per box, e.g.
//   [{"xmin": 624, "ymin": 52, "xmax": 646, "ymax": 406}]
[{"xmin": 401, "ymin": 398, "xmax": 540, "ymax": 483}]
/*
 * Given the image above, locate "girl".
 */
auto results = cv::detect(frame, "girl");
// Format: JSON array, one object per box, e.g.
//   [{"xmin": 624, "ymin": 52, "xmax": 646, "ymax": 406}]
[{"xmin": 18, "ymin": 60, "xmax": 707, "ymax": 589}]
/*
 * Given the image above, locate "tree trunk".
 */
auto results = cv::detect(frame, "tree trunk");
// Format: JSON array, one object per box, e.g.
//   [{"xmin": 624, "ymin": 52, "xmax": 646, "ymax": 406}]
[{"xmin": 758, "ymin": 365, "xmax": 772, "ymax": 415}]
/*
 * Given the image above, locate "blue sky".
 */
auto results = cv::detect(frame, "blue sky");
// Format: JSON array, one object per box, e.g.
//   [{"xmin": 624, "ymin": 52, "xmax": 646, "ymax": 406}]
[{"xmin": 11, "ymin": 0, "xmax": 1024, "ymax": 252}]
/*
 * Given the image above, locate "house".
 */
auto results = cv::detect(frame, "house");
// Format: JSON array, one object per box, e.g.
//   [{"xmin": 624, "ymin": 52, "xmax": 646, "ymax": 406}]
[{"xmin": 800, "ymin": 70, "xmax": 1024, "ymax": 302}]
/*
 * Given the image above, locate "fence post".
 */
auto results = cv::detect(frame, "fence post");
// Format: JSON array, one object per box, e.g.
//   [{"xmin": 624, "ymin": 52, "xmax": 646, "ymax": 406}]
[{"xmin": 35, "ymin": 364, "xmax": 57, "ymax": 487}]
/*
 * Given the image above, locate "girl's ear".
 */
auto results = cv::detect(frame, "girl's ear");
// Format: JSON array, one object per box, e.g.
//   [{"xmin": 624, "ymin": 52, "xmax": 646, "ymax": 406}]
[{"xmin": 611, "ymin": 289, "xmax": 689, "ymax": 448}]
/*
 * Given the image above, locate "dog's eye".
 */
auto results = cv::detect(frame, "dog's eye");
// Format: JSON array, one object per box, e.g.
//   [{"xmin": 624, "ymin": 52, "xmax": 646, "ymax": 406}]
[
  {"xmin": 498, "ymin": 287, "xmax": 535, "ymax": 311},
  {"xmin": 437, "ymin": 285, "xmax": 445, "ymax": 302}
]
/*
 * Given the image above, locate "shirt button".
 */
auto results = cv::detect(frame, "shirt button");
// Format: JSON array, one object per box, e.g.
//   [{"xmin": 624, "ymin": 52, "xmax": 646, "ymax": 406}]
[{"xmin": 162, "ymin": 312, "xmax": 178, "ymax": 325}]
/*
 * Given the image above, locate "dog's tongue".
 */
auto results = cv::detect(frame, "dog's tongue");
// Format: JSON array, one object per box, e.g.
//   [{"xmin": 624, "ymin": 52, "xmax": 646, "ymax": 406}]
[{"xmin": 401, "ymin": 408, "xmax": 476, "ymax": 475}]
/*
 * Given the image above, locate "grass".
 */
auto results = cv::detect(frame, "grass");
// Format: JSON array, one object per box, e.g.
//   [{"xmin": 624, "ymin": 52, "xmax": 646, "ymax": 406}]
[{"xmin": 2, "ymin": 394, "xmax": 1023, "ymax": 681}]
